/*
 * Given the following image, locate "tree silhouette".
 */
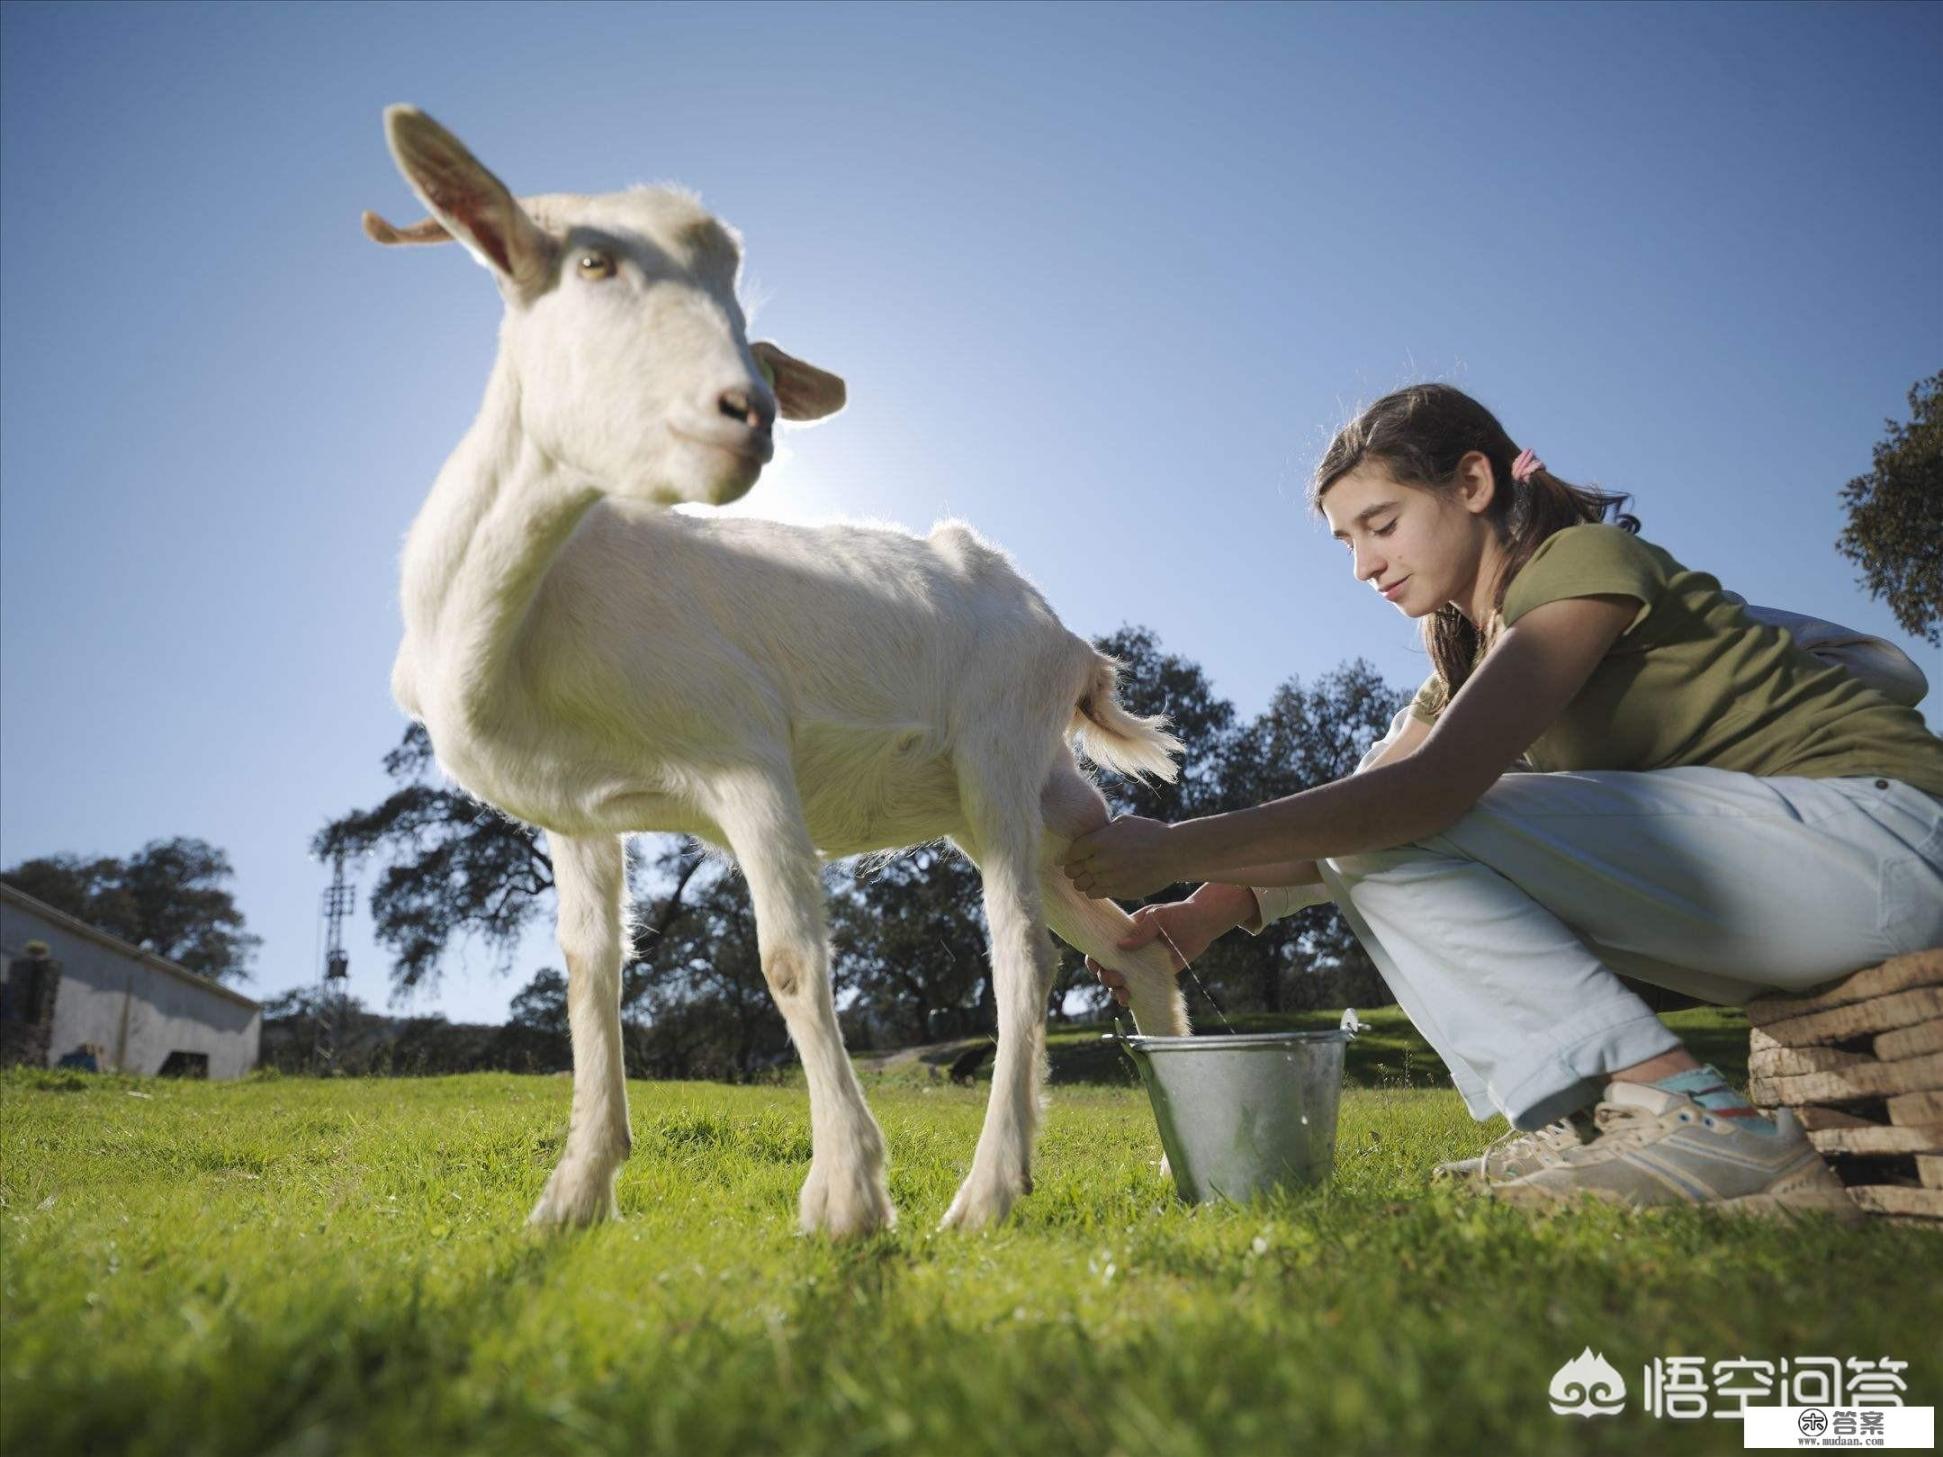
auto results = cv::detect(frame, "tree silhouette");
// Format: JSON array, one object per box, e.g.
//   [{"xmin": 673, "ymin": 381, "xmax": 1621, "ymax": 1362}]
[
  {"xmin": 1, "ymin": 837, "xmax": 261, "ymax": 983},
  {"xmin": 312, "ymin": 723, "xmax": 559, "ymax": 999},
  {"xmin": 1837, "ymin": 371, "xmax": 1942, "ymax": 645}
]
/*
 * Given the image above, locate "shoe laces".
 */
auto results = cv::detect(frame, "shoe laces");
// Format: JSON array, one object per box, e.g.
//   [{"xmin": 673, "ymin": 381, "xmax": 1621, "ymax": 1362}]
[
  {"xmin": 1589, "ymin": 1096, "xmax": 1683, "ymax": 1147},
  {"xmin": 1477, "ymin": 1124, "xmax": 1527, "ymax": 1174},
  {"xmin": 1480, "ymin": 1108, "xmax": 1597, "ymax": 1179}
]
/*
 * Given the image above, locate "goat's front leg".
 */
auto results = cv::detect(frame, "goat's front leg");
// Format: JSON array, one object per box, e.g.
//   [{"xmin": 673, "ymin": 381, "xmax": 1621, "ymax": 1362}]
[
  {"xmin": 942, "ymin": 759, "xmax": 1059, "ymax": 1232},
  {"xmin": 706, "ymin": 764, "xmax": 894, "ymax": 1237},
  {"xmin": 530, "ymin": 832, "xmax": 632, "ymax": 1228}
]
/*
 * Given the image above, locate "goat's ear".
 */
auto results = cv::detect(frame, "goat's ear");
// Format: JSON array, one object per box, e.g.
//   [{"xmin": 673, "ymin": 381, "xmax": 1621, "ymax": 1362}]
[
  {"xmin": 379, "ymin": 104, "xmax": 555, "ymax": 297},
  {"xmin": 752, "ymin": 342, "xmax": 847, "ymax": 422},
  {"xmin": 361, "ymin": 212, "xmax": 452, "ymax": 246}
]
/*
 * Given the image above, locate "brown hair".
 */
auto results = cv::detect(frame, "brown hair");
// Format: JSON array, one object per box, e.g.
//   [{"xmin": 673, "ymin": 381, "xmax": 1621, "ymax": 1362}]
[{"xmin": 1309, "ymin": 383, "xmax": 1639, "ymax": 702}]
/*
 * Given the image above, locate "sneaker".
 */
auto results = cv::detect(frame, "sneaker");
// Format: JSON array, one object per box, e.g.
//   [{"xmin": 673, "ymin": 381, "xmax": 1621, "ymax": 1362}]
[
  {"xmin": 1430, "ymin": 1106, "xmax": 1599, "ymax": 1187},
  {"xmin": 1484, "ymin": 1080, "xmax": 1863, "ymax": 1225}
]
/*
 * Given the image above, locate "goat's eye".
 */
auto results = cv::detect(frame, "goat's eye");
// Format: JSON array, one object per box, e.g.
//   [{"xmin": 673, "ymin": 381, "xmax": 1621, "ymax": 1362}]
[{"xmin": 577, "ymin": 252, "xmax": 615, "ymax": 281}]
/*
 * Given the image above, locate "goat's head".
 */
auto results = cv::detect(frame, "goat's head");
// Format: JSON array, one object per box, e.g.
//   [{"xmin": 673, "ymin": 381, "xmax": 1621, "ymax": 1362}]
[{"xmin": 365, "ymin": 105, "xmax": 845, "ymax": 508}]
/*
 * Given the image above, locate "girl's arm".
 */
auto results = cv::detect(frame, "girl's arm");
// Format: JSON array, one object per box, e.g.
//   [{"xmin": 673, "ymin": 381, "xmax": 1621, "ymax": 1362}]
[
  {"xmin": 1062, "ymin": 594, "xmax": 1640, "ymax": 898},
  {"xmin": 1213, "ymin": 712, "xmax": 1437, "ymax": 887}
]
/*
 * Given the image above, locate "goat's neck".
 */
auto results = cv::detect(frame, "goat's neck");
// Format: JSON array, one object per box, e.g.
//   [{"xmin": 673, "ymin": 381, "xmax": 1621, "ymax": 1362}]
[{"xmin": 400, "ymin": 352, "xmax": 601, "ymax": 722}]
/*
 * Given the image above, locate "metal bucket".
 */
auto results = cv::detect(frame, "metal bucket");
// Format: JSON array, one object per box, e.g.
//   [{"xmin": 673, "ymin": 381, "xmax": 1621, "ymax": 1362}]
[{"xmin": 1109, "ymin": 1009, "xmax": 1365, "ymax": 1205}]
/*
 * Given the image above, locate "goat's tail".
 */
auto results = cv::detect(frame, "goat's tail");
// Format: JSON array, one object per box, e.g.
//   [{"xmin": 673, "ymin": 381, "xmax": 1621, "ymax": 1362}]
[{"xmin": 1069, "ymin": 653, "xmax": 1183, "ymax": 784}]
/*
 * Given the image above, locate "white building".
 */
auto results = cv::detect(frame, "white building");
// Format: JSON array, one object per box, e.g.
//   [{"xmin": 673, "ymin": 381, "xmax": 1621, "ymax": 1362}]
[{"xmin": 0, "ymin": 883, "xmax": 261, "ymax": 1079}]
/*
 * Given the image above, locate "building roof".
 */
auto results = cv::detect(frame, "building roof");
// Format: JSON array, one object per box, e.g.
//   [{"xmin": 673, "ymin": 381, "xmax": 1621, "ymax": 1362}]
[{"xmin": 0, "ymin": 882, "xmax": 262, "ymax": 1012}]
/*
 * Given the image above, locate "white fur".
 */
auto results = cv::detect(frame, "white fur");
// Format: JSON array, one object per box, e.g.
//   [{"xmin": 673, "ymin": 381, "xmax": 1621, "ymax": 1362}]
[{"xmin": 372, "ymin": 106, "xmax": 1190, "ymax": 1237}]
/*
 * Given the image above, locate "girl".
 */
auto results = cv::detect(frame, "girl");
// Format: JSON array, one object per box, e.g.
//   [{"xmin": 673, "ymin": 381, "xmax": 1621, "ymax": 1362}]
[{"xmin": 1061, "ymin": 383, "xmax": 1943, "ymax": 1222}]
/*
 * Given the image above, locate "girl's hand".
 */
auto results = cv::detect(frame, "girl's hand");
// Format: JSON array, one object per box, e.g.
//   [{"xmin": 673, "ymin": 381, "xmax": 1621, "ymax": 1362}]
[
  {"xmin": 1060, "ymin": 814, "xmax": 1180, "ymax": 900},
  {"xmin": 1087, "ymin": 886, "xmax": 1251, "ymax": 1007}
]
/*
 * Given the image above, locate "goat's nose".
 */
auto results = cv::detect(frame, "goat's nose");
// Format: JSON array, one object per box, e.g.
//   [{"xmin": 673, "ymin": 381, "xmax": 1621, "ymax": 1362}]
[{"xmin": 718, "ymin": 386, "xmax": 775, "ymax": 434}]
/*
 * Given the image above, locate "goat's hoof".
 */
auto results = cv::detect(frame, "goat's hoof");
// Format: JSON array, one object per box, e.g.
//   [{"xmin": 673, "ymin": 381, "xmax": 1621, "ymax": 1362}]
[
  {"xmin": 938, "ymin": 1164, "xmax": 1028, "ymax": 1232},
  {"xmin": 528, "ymin": 1161, "xmax": 619, "ymax": 1229},
  {"xmin": 798, "ymin": 1156, "xmax": 895, "ymax": 1238}
]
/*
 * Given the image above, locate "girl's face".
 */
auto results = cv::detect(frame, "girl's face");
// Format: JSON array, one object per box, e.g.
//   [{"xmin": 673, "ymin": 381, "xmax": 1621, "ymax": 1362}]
[{"xmin": 1321, "ymin": 456, "xmax": 1500, "ymax": 621}]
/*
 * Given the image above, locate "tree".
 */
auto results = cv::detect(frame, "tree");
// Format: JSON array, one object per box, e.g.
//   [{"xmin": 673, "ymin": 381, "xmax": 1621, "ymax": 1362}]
[
  {"xmin": 1090, "ymin": 624, "xmax": 1240, "ymax": 824},
  {"xmin": 507, "ymin": 968, "xmax": 569, "ymax": 1037},
  {"xmin": 1201, "ymin": 659, "xmax": 1407, "ymax": 1014},
  {"xmin": 624, "ymin": 841, "xmax": 792, "ymax": 1080},
  {"xmin": 1837, "ymin": 371, "xmax": 1943, "ymax": 645},
  {"xmin": 318, "ymin": 724, "xmax": 711, "ymax": 1004},
  {"xmin": 313, "ymin": 724, "xmax": 561, "ymax": 999},
  {"xmin": 829, "ymin": 846, "xmax": 991, "ymax": 1047},
  {"xmin": 259, "ymin": 985, "xmax": 379, "ymax": 1072},
  {"xmin": 0, "ymin": 837, "xmax": 260, "ymax": 984}
]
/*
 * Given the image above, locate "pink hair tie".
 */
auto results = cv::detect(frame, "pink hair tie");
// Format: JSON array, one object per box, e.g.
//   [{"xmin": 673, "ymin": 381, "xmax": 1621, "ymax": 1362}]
[{"xmin": 1511, "ymin": 447, "xmax": 1544, "ymax": 483}]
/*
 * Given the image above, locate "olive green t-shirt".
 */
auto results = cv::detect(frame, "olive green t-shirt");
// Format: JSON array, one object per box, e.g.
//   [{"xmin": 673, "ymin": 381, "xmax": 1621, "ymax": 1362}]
[{"xmin": 1408, "ymin": 523, "xmax": 1943, "ymax": 796}]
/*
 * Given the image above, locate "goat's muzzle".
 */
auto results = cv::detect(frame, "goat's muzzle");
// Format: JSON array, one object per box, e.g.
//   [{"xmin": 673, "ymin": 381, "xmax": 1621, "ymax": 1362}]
[{"xmin": 718, "ymin": 386, "xmax": 777, "ymax": 437}]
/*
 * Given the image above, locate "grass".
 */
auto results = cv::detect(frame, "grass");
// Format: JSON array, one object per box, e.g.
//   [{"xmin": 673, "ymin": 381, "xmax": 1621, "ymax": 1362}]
[{"xmin": 2, "ymin": 1008, "xmax": 1933, "ymax": 1457}]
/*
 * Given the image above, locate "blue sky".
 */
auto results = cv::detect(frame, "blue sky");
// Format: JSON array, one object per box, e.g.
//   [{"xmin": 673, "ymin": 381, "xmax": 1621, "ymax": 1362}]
[{"xmin": 2, "ymin": 1, "xmax": 1938, "ymax": 1027}]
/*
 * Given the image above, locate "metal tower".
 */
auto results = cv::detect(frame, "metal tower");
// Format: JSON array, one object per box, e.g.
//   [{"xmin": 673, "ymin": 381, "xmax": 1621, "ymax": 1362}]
[{"xmin": 318, "ymin": 852, "xmax": 355, "ymax": 1072}]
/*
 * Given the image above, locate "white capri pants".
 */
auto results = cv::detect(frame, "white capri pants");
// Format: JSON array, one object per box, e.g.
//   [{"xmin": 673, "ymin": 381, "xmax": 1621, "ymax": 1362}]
[{"xmin": 1315, "ymin": 768, "xmax": 1943, "ymax": 1132}]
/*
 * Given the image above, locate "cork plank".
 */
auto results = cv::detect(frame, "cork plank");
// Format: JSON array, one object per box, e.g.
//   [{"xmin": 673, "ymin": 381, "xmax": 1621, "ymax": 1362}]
[
  {"xmin": 1747, "ymin": 1051, "xmax": 1943, "ymax": 1108},
  {"xmin": 1846, "ymin": 1185, "xmax": 1943, "ymax": 1219},
  {"xmin": 1749, "ymin": 1043, "xmax": 1872, "ymax": 1079},
  {"xmin": 1752, "ymin": 989, "xmax": 1943, "ymax": 1048},
  {"xmin": 1875, "ymin": 1019, "xmax": 1943, "ymax": 1063},
  {"xmin": 1918, "ymin": 1155, "xmax": 1943, "ymax": 1190},
  {"xmin": 1806, "ymin": 1122, "xmax": 1943, "ymax": 1156},
  {"xmin": 1746, "ymin": 949, "xmax": 1943, "ymax": 1026},
  {"xmin": 1797, "ymin": 1106, "xmax": 1878, "ymax": 1132},
  {"xmin": 1887, "ymin": 1090, "xmax": 1943, "ymax": 1126}
]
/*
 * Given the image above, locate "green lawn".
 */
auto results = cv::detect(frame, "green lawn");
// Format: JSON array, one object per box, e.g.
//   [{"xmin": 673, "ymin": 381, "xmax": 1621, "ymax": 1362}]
[{"xmin": 2, "ymin": 1009, "xmax": 1932, "ymax": 1457}]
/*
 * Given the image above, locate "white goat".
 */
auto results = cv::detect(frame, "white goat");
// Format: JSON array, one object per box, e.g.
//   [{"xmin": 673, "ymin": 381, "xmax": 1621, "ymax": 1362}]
[{"xmin": 367, "ymin": 106, "xmax": 1190, "ymax": 1235}]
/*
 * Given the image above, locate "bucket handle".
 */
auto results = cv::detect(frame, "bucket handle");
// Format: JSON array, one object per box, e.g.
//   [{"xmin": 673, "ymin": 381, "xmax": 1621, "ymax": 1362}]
[
  {"xmin": 1109, "ymin": 1011, "xmax": 1364, "ymax": 1041},
  {"xmin": 1106, "ymin": 1015, "xmax": 1142, "ymax": 1075}
]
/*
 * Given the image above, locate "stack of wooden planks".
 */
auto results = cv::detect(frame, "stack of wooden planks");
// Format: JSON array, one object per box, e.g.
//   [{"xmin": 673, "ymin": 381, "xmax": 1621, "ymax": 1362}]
[{"xmin": 1746, "ymin": 948, "xmax": 1942, "ymax": 1226}]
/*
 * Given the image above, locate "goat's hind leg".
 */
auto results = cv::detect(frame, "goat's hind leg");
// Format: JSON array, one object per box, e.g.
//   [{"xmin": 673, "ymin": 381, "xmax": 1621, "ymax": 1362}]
[
  {"xmin": 1038, "ymin": 755, "xmax": 1189, "ymax": 1185},
  {"xmin": 530, "ymin": 832, "xmax": 633, "ymax": 1228},
  {"xmin": 941, "ymin": 746, "xmax": 1061, "ymax": 1232},
  {"xmin": 706, "ymin": 764, "xmax": 894, "ymax": 1237},
  {"xmin": 1039, "ymin": 752, "xmax": 1190, "ymax": 1038}
]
